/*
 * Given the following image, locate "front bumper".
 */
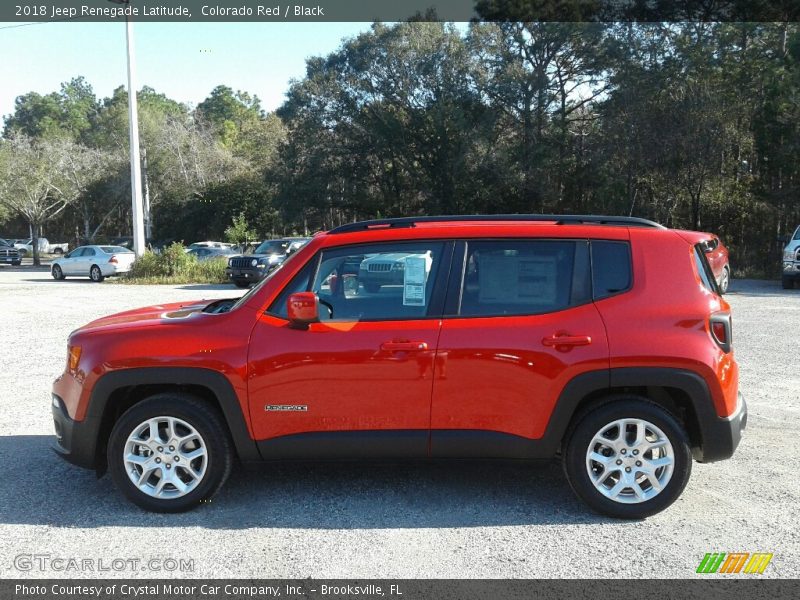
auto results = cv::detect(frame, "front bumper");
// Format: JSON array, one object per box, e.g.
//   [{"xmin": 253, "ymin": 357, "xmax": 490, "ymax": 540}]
[
  {"xmin": 694, "ymin": 392, "xmax": 747, "ymax": 463},
  {"xmin": 226, "ymin": 267, "xmax": 267, "ymax": 283},
  {"xmin": 782, "ymin": 263, "xmax": 800, "ymax": 280},
  {"xmin": 51, "ymin": 394, "xmax": 100, "ymax": 470}
]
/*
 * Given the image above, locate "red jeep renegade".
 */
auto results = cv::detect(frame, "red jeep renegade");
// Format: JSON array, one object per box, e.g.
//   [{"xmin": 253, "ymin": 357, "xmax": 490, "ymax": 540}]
[{"xmin": 52, "ymin": 215, "xmax": 746, "ymax": 518}]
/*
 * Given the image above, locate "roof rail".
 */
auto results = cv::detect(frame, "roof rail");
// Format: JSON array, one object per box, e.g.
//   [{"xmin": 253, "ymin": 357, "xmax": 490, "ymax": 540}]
[{"xmin": 327, "ymin": 214, "xmax": 665, "ymax": 234}]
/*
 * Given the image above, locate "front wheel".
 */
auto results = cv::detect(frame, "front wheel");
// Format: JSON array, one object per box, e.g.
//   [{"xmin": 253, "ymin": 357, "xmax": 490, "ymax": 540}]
[
  {"xmin": 52, "ymin": 264, "xmax": 65, "ymax": 280},
  {"xmin": 563, "ymin": 397, "xmax": 692, "ymax": 519},
  {"xmin": 233, "ymin": 280, "xmax": 251, "ymax": 289},
  {"xmin": 783, "ymin": 276, "xmax": 795, "ymax": 290},
  {"xmin": 89, "ymin": 265, "xmax": 104, "ymax": 282},
  {"xmin": 107, "ymin": 394, "xmax": 233, "ymax": 512}
]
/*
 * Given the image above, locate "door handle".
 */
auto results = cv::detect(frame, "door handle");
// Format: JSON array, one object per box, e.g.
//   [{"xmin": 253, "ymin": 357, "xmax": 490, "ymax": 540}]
[
  {"xmin": 542, "ymin": 334, "xmax": 592, "ymax": 347},
  {"xmin": 381, "ymin": 340, "xmax": 429, "ymax": 352}
]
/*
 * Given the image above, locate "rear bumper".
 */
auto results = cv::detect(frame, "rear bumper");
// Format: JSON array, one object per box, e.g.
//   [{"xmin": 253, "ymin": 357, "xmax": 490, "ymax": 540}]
[
  {"xmin": 694, "ymin": 391, "xmax": 747, "ymax": 463},
  {"xmin": 101, "ymin": 264, "xmax": 132, "ymax": 276},
  {"xmin": 51, "ymin": 394, "xmax": 99, "ymax": 470}
]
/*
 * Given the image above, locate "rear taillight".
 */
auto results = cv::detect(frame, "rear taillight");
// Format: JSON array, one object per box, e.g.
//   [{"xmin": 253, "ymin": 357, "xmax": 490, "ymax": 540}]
[
  {"xmin": 709, "ymin": 312, "xmax": 732, "ymax": 353},
  {"xmin": 108, "ymin": 255, "xmax": 118, "ymax": 264}
]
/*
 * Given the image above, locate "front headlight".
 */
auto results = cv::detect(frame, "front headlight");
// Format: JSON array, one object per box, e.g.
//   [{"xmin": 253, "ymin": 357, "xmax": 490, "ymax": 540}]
[
  {"xmin": 228, "ymin": 258, "xmax": 234, "ymax": 266},
  {"xmin": 784, "ymin": 250, "xmax": 796, "ymax": 261},
  {"xmin": 250, "ymin": 258, "xmax": 258, "ymax": 267}
]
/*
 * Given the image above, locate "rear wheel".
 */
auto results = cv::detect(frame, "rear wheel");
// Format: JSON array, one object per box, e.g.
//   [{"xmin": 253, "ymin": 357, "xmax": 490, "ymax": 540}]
[
  {"xmin": 89, "ymin": 265, "xmax": 104, "ymax": 282},
  {"xmin": 563, "ymin": 397, "xmax": 692, "ymax": 519},
  {"xmin": 718, "ymin": 266, "xmax": 730, "ymax": 294},
  {"xmin": 107, "ymin": 394, "xmax": 233, "ymax": 512},
  {"xmin": 52, "ymin": 264, "xmax": 65, "ymax": 280}
]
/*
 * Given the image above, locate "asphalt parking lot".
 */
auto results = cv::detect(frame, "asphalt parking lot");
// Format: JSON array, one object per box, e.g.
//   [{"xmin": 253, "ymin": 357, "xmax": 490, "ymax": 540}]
[{"xmin": 0, "ymin": 267, "xmax": 798, "ymax": 579}]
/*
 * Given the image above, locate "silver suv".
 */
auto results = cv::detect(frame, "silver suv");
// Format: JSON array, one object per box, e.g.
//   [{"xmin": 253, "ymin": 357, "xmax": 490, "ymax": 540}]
[{"xmin": 782, "ymin": 225, "xmax": 800, "ymax": 289}]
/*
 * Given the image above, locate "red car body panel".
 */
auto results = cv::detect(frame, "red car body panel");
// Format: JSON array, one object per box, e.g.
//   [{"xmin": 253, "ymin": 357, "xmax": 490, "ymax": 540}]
[
  {"xmin": 54, "ymin": 301, "xmax": 257, "ymax": 436},
  {"xmin": 430, "ymin": 302, "xmax": 609, "ymax": 439},
  {"xmin": 248, "ymin": 313, "xmax": 440, "ymax": 440}
]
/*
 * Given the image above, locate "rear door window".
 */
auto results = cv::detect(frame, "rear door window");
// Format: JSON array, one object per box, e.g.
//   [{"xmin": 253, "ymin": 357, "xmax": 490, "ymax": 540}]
[{"xmin": 458, "ymin": 240, "xmax": 588, "ymax": 316}]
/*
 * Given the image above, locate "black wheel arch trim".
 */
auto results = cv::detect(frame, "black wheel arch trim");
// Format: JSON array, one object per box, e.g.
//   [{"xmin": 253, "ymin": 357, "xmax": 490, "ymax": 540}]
[
  {"xmin": 87, "ymin": 367, "xmax": 260, "ymax": 464},
  {"xmin": 539, "ymin": 366, "xmax": 740, "ymax": 463}
]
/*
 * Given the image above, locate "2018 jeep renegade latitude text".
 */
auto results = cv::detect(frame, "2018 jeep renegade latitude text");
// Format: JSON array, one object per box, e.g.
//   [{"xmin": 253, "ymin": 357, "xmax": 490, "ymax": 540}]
[{"xmin": 52, "ymin": 215, "xmax": 746, "ymax": 518}]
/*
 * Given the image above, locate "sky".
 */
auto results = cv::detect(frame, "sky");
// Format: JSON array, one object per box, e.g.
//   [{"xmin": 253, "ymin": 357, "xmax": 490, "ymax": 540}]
[{"xmin": 0, "ymin": 21, "xmax": 372, "ymax": 120}]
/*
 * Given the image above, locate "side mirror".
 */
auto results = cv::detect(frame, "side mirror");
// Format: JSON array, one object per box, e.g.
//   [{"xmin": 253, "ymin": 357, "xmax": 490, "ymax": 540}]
[{"xmin": 287, "ymin": 292, "xmax": 319, "ymax": 329}]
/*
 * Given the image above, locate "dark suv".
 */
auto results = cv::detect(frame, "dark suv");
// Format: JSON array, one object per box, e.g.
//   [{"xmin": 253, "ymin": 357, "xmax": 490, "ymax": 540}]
[
  {"xmin": 225, "ymin": 238, "xmax": 309, "ymax": 288},
  {"xmin": 52, "ymin": 215, "xmax": 746, "ymax": 518}
]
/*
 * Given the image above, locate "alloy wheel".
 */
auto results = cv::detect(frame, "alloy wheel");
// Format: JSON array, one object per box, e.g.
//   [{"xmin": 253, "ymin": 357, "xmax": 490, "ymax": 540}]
[
  {"xmin": 123, "ymin": 416, "xmax": 208, "ymax": 499},
  {"xmin": 585, "ymin": 418, "xmax": 675, "ymax": 504}
]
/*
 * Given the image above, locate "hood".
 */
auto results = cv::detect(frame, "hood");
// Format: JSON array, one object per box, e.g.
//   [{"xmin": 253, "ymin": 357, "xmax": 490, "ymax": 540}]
[
  {"xmin": 75, "ymin": 299, "xmax": 212, "ymax": 334},
  {"xmin": 785, "ymin": 240, "xmax": 800, "ymax": 255}
]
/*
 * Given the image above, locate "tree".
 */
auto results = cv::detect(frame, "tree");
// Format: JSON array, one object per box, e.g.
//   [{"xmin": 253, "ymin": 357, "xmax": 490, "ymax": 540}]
[
  {"xmin": 0, "ymin": 134, "xmax": 101, "ymax": 265},
  {"xmin": 224, "ymin": 212, "xmax": 257, "ymax": 246},
  {"xmin": 278, "ymin": 22, "xmax": 488, "ymax": 228},
  {"xmin": 3, "ymin": 76, "xmax": 98, "ymax": 141}
]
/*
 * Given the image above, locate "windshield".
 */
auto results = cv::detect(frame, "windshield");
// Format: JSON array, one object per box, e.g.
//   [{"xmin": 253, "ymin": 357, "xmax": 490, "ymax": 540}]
[
  {"xmin": 255, "ymin": 240, "xmax": 291, "ymax": 255},
  {"xmin": 793, "ymin": 227, "xmax": 800, "ymax": 241}
]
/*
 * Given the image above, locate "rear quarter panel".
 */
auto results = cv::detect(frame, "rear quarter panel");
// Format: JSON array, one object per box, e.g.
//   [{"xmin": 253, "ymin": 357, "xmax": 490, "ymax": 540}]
[{"xmin": 596, "ymin": 229, "xmax": 738, "ymax": 417}]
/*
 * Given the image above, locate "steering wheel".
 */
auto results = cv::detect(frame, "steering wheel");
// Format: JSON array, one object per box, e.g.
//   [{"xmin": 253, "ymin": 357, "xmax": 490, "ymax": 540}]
[{"xmin": 318, "ymin": 298, "xmax": 334, "ymax": 319}]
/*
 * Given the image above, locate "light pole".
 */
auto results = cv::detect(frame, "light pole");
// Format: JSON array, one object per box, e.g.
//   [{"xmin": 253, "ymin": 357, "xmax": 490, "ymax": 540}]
[{"xmin": 111, "ymin": 0, "xmax": 146, "ymax": 256}]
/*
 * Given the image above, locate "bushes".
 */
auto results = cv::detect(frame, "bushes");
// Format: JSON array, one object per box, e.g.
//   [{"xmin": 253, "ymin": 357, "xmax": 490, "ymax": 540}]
[{"xmin": 122, "ymin": 242, "xmax": 229, "ymax": 284}]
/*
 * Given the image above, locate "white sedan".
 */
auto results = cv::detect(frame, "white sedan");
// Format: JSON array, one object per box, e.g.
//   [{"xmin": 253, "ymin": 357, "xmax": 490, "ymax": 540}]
[{"xmin": 51, "ymin": 245, "xmax": 136, "ymax": 282}]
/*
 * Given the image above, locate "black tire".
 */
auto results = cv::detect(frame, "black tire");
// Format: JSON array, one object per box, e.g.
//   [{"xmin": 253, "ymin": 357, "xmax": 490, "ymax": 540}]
[
  {"xmin": 11, "ymin": 261, "xmax": 21, "ymax": 267},
  {"xmin": 89, "ymin": 264, "xmax": 104, "ymax": 282},
  {"xmin": 233, "ymin": 280, "xmax": 251, "ymax": 289},
  {"xmin": 718, "ymin": 266, "xmax": 730, "ymax": 294},
  {"xmin": 782, "ymin": 276, "xmax": 795, "ymax": 290},
  {"xmin": 52, "ymin": 264, "xmax": 65, "ymax": 280},
  {"xmin": 563, "ymin": 396, "xmax": 692, "ymax": 519},
  {"xmin": 364, "ymin": 282, "xmax": 381, "ymax": 293},
  {"xmin": 107, "ymin": 393, "xmax": 233, "ymax": 513}
]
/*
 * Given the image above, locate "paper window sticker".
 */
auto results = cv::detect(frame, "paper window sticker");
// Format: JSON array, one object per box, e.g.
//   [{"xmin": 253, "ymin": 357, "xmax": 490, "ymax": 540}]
[{"xmin": 403, "ymin": 255, "xmax": 427, "ymax": 306}]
